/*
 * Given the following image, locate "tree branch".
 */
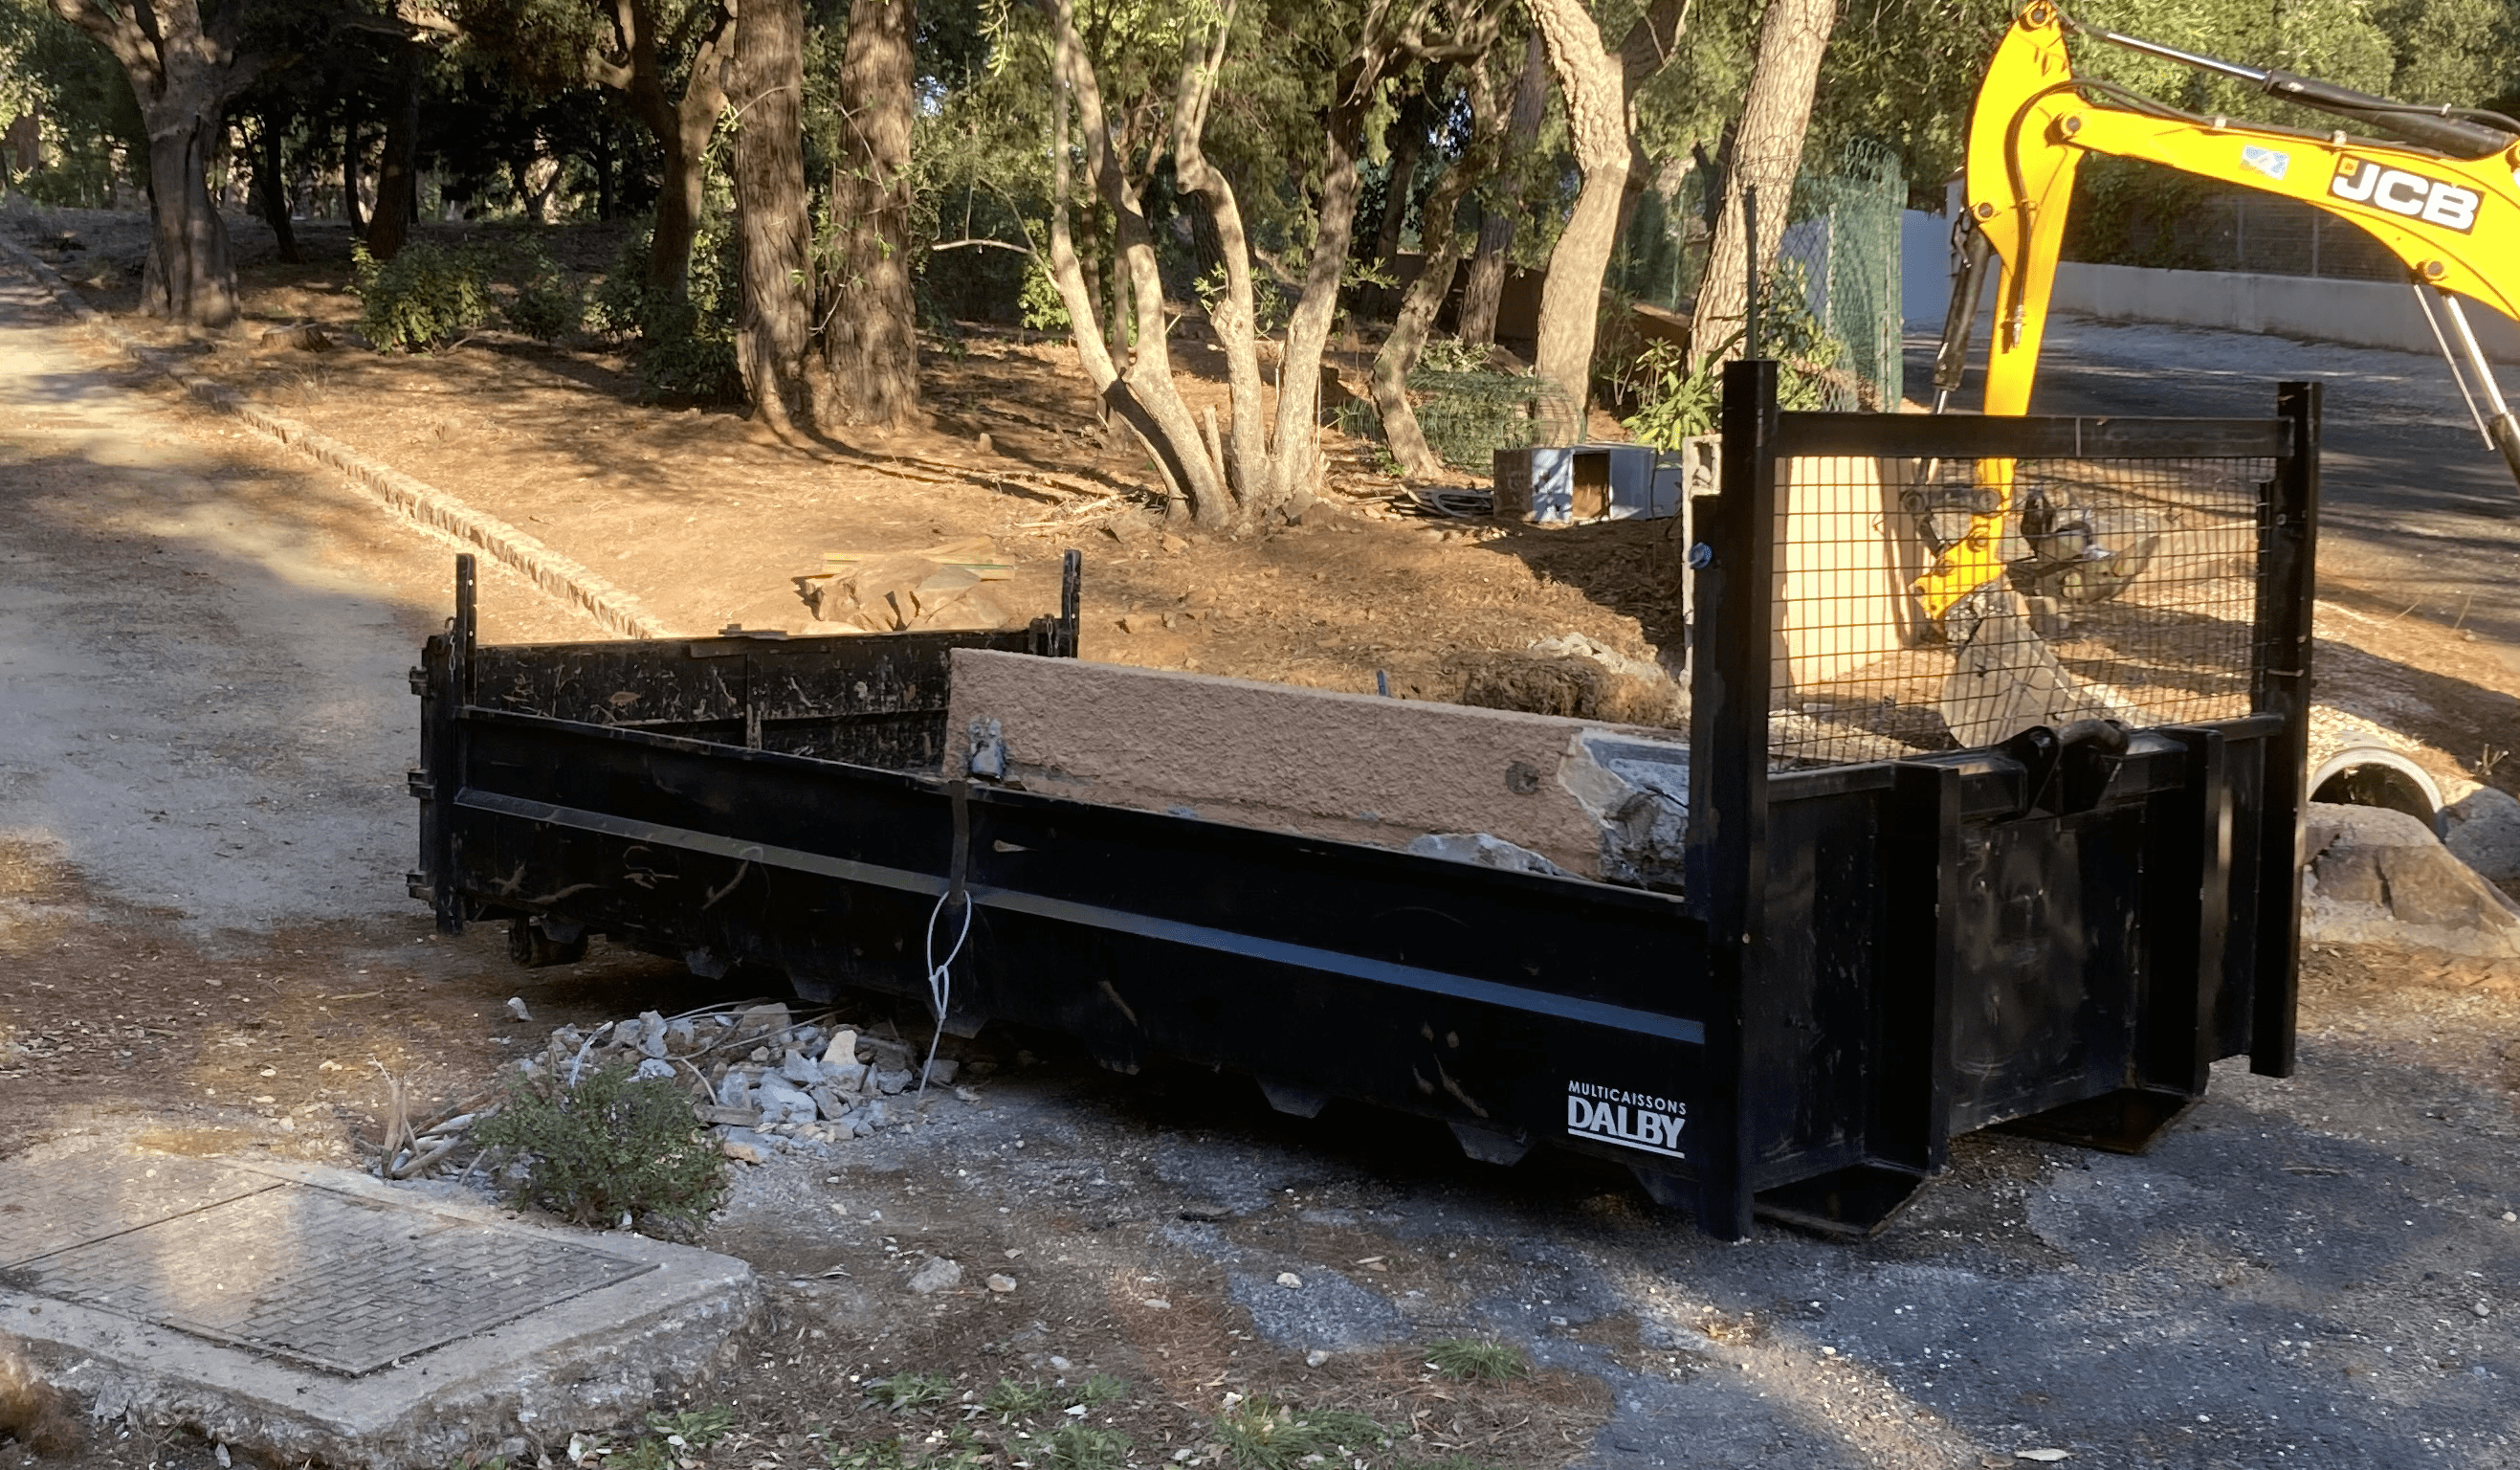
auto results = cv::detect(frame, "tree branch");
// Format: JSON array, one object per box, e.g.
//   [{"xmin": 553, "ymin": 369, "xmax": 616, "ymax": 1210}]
[
  {"xmin": 1619, "ymin": 0, "xmax": 1691, "ymax": 95},
  {"xmin": 47, "ymin": 0, "xmax": 160, "ymax": 96}
]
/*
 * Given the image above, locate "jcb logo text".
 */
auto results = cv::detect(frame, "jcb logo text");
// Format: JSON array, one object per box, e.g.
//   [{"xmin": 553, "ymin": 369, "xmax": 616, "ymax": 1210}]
[{"xmin": 2331, "ymin": 156, "xmax": 2480, "ymax": 232}]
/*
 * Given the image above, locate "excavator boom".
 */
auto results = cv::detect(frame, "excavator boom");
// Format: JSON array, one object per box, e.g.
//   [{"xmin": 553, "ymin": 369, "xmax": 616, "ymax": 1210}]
[{"xmin": 1924, "ymin": 1, "xmax": 2520, "ymax": 624}]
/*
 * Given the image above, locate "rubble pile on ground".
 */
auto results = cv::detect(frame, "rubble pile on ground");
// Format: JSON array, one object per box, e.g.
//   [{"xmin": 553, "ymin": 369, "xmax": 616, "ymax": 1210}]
[
  {"xmin": 803, "ymin": 539, "xmax": 1017, "ymax": 633},
  {"xmin": 381, "ymin": 1002, "xmax": 966, "ymax": 1179},
  {"xmin": 531, "ymin": 1002, "xmax": 965, "ymax": 1160}
]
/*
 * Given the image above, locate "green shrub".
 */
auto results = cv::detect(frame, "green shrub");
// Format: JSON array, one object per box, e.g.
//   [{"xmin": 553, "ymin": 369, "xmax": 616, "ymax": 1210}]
[
  {"xmin": 502, "ymin": 247, "xmax": 582, "ymax": 341},
  {"xmin": 353, "ymin": 241, "xmax": 494, "ymax": 353},
  {"xmin": 471, "ymin": 1061, "xmax": 727, "ymax": 1231},
  {"xmin": 1017, "ymin": 255, "xmax": 1071, "ymax": 333}
]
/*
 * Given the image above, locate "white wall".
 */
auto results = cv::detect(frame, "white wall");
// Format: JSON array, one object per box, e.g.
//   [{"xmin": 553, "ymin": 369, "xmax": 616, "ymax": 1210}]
[
  {"xmin": 1900, "ymin": 209, "xmax": 1960, "ymax": 325},
  {"xmin": 1899, "ymin": 208, "xmax": 2519, "ymax": 359},
  {"xmin": 2047, "ymin": 262, "xmax": 2520, "ymax": 358}
]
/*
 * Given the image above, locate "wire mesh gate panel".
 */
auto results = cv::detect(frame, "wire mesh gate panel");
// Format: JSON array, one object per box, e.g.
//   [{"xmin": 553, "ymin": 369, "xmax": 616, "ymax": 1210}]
[{"xmin": 1744, "ymin": 421, "xmax": 2289, "ymax": 768}]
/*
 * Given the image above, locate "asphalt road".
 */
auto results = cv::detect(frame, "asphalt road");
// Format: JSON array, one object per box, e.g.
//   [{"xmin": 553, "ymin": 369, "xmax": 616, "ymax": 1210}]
[{"xmin": 1911, "ymin": 319, "xmax": 2520, "ymax": 665}]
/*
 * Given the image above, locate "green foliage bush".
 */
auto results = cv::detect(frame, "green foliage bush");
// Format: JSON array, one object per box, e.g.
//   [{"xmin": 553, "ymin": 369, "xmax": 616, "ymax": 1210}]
[
  {"xmin": 502, "ymin": 247, "xmax": 583, "ymax": 342},
  {"xmin": 1016, "ymin": 255, "xmax": 1071, "ymax": 333},
  {"xmin": 353, "ymin": 242, "xmax": 495, "ymax": 353},
  {"xmin": 472, "ymin": 1061, "xmax": 727, "ymax": 1231},
  {"xmin": 588, "ymin": 225, "xmax": 743, "ymax": 402},
  {"xmin": 1622, "ymin": 260, "xmax": 1847, "ymax": 448}
]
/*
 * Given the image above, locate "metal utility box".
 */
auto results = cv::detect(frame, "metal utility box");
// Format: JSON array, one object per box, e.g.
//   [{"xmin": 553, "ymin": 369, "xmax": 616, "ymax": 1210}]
[
  {"xmin": 1493, "ymin": 444, "xmax": 1677, "ymax": 523},
  {"xmin": 410, "ymin": 366, "xmax": 2315, "ymax": 1240}
]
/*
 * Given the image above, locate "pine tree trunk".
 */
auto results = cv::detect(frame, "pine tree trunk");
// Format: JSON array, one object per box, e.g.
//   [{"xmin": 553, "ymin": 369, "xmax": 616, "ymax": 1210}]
[
  {"xmin": 731, "ymin": 0, "xmax": 811, "ymax": 431},
  {"xmin": 1690, "ymin": 0, "xmax": 1838, "ymax": 362},
  {"xmin": 820, "ymin": 0, "xmax": 922, "ymax": 428},
  {"xmin": 365, "ymin": 41, "xmax": 420, "ymax": 260}
]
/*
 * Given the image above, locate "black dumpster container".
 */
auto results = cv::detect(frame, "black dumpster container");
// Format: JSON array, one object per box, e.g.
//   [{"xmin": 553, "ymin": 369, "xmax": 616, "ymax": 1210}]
[{"xmin": 410, "ymin": 364, "xmax": 2315, "ymax": 1239}]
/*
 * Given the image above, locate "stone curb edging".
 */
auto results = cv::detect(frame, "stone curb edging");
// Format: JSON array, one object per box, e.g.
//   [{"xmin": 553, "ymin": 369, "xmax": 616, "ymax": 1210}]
[{"xmin": 0, "ymin": 231, "xmax": 666, "ymax": 639}]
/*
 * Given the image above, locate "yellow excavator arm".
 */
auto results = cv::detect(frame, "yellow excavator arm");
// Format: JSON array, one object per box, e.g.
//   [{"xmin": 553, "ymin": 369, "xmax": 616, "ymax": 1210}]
[{"xmin": 1921, "ymin": 0, "xmax": 2520, "ymax": 620}]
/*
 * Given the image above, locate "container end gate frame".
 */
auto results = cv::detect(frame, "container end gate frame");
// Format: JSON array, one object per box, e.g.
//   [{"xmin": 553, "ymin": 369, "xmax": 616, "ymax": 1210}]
[{"xmin": 410, "ymin": 364, "xmax": 2317, "ymax": 1241}]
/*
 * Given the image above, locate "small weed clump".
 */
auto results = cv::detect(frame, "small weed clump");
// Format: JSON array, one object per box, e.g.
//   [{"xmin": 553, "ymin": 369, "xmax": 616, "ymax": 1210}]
[
  {"xmin": 1072, "ymin": 1373, "xmax": 1131, "ymax": 1408},
  {"xmin": 824, "ymin": 1427, "xmax": 988, "ymax": 1470},
  {"xmin": 866, "ymin": 1370, "xmax": 953, "ymax": 1411},
  {"xmin": 471, "ymin": 1061, "xmax": 727, "ymax": 1232},
  {"xmin": 1214, "ymin": 1394, "xmax": 1387, "ymax": 1470},
  {"xmin": 1425, "ymin": 1337, "xmax": 1529, "ymax": 1383},
  {"xmin": 982, "ymin": 1375, "xmax": 1050, "ymax": 1419},
  {"xmin": 1034, "ymin": 1422, "xmax": 1131, "ymax": 1470}
]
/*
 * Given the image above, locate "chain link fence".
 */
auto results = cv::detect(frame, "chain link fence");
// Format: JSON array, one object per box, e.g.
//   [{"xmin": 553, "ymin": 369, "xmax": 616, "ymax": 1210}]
[{"xmin": 1613, "ymin": 138, "xmax": 1905, "ymax": 411}]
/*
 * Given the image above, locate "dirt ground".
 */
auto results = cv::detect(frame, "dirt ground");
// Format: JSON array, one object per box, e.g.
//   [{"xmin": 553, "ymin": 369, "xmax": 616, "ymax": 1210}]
[
  {"xmin": 5, "ymin": 210, "xmax": 1682, "ymax": 712},
  {"xmin": 4, "ymin": 210, "xmax": 2520, "ymax": 1470}
]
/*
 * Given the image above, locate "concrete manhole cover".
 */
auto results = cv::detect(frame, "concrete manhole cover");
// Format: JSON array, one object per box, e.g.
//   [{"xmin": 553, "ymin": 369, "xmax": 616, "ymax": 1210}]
[
  {"xmin": 0, "ymin": 1153, "xmax": 653, "ymax": 1376},
  {"xmin": 0, "ymin": 1153, "xmax": 280, "ymax": 1267}
]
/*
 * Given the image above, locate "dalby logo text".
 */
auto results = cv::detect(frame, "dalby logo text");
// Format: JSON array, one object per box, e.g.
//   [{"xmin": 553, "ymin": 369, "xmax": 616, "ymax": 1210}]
[
  {"xmin": 1566, "ymin": 1080, "xmax": 1687, "ymax": 1159},
  {"xmin": 2330, "ymin": 156, "xmax": 2480, "ymax": 233}
]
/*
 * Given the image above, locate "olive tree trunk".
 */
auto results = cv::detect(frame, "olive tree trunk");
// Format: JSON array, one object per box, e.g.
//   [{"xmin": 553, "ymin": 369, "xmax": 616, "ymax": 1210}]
[
  {"xmin": 1525, "ymin": 0, "xmax": 1687, "ymax": 437},
  {"xmin": 252, "ymin": 114, "xmax": 298, "ymax": 264},
  {"xmin": 1371, "ymin": 43, "xmax": 1507, "ymax": 477},
  {"xmin": 50, "ymin": 0, "xmax": 263, "ymax": 328},
  {"xmin": 1458, "ymin": 32, "xmax": 1546, "ymax": 349},
  {"xmin": 365, "ymin": 40, "xmax": 420, "ymax": 259},
  {"xmin": 586, "ymin": 0, "xmax": 733, "ymax": 299},
  {"xmin": 1045, "ymin": 0, "xmax": 1228, "ymax": 523}
]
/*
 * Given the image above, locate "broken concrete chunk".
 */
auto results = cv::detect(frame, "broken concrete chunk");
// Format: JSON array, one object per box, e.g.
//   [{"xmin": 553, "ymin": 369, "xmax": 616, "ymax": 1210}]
[
  {"xmin": 730, "ymin": 1003, "xmax": 791, "ymax": 1046},
  {"xmin": 1403, "ymin": 833, "xmax": 1572, "ymax": 878},
  {"xmin": 2304, "ymin": 803, "xmax": 2520, "ymax": 957},
  {"xmin": 1558, "ymin": 732, "xmax": 1691, "ymax": 892},
  {"xmin": 2445, "ymin": 786, "xmax": 2520, "ymax": 894},
  {"xmin": 754, "ymin": 1079, "xmax": 818, "ymax": 1127}
]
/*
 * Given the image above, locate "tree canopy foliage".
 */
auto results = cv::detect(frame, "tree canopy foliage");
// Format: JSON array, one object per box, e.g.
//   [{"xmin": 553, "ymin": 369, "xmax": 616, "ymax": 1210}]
[{"xmin": 2, "ymin": 0, "xmax": 2513, "ymax": 488}]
